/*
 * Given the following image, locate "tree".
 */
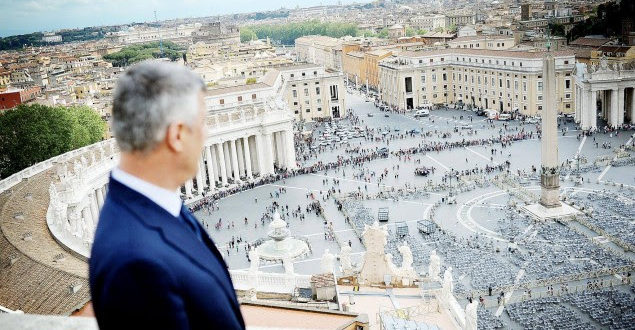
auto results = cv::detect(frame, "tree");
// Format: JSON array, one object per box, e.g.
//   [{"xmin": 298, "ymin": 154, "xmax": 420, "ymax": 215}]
[
  {"xmin": 248, "ymin": 20, "xmax": 359, "ymax": 45},
  {"xmin": 406, "ymin": 27, "xmax": 416, "ymax": 37},
  {"xmin": 549, "ymin": 23, "xmax": 565, "ymax": 37},
  {"xmin": 240, "ymin": 28, "xmax": 258, "ymax": 42},
  {"xmin": 0, "ymin": 104, "xmax": 106, "ymax": 178},
  {"xmin": 417, "ymin": 29, "xmax": 428, "ymax": 35},
  {"xmin": 103, "ymin": 41, "xmax": 184, "ymax": 67},
  {"xmin": 377, "ymin": 28, "xmax": 389, "ymax": 39},
  {"xmin": 246, "ymin": 78, "xmax": 257, "ymax": 85},
  {"xmin": 360, "ymin": 30, "xmax": 377, "ymax": 37}
]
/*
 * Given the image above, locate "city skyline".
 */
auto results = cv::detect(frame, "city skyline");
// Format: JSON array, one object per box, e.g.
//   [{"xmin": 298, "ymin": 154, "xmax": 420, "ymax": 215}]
[{"xmin": 0, "ymin": 0, "xmax": 371, "ymax": 37}]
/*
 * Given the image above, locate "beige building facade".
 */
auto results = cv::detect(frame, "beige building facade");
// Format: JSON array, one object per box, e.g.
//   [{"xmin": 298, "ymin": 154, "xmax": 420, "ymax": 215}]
[
  {"xmin": 278, "ymin": 64, "xmax": 346, "ymax": 121},
  {"xmin": 295, "ymin": 35, "xmax": 343, "ymax": 71},
  {"xmin": 448, "ymin": 35, "xmax": 516, "ymax": 50},
  {"xmin": 379, "ymin": 49, "xmax": 576, "ymax": 116}
]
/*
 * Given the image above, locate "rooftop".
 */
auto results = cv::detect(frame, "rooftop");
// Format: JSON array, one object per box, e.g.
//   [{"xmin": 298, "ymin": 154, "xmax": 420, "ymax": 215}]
[{"xmin": 396, "ymin": 48, "xmax": 575, "ymax": 59}]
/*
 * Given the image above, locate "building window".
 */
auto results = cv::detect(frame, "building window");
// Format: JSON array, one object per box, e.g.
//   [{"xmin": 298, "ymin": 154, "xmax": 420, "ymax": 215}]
[
  {"xmin": 292, "ymin": 90, "xmax": 297, "ymax": 98},
  {"xmin": 252, "ymin": 94, "xmax": 256, "ymax": 99},
  {"xmin": 293, "ymin": 102, "xmax": 298, "ymax": 106},
  {"xmin": 565, "ymin": 79, "xmax": 571, "ymax": 89},
  {"xmin": 304, "ymin": 88, "xmax": 309, "ymax": 97},
  {"xmin": 317, "ymin": 107, "xmax": 322, "ymax": 111},
  {"xmin": 294, "ymin": 110, "xmax": 299, "ymax": 114},
  {"xmin": 538, "ymin": 82, "xmax": 543, "ymax": 92},
  {"xmin": 237, "ymin": 96, "xmax": 242, "ymax": 102},
  {"xmin": 316, "ymin": 87, "xmax": 320, "ymax": 95},
  {"xmin": 329, "ymin": 85, "xmax": 338, "ymax": 100},
  {"xmin": 305, "ymin": 109, "xmax": 310, "ymax": 112},
  {"xmin": 405, "ymin": 77, "xmax": 413, "ymax": 93},
  {"xmin": 219, "ymin": 99, "xmax": 224, "ymax": 105},
  {"xmin": 565, "ymin": 93, "xmax": 571, "ymax": 99}
]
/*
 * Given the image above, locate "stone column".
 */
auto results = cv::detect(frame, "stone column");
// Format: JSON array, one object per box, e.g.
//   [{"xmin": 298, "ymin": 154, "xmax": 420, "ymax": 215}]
[
  {"xmin": 255, "ymin": 134, "xmax": 266, "ymax": 175},
  {"xmin": 223, "ymin": 142, "xmax": 232, "ymax": 180},
  {"xmin": 284, "ymin": 130, "xmax": 296, "ymax": 169},
  {"xmin": 205, "ymin": 145, "xmax": 215, "ymax": 190},
  {"xmin": 575, "ymin": 86, "xmax": 581, "ymax": 124},
  {"xmin": 195, "ymin": 154, "xmax": 204, "ymax": 194},
  {"xmin": 96, "ymin": 187, "xmax": 104, "ymax": 208},
  {"xmin": 589, "ymin": 90, "xmax": 597, "ymax": 130},
  {"xmin": 216, "ymin": 143, "xmax": 228, "ymax": 186},
  {"xmin": 276, "ymin": 132, "xmax": 286, "ymax": 169},
  {"xmin": 609, "ymin": 88, "xmax": 619, "ymax": 128},
  {"xmin": 600, "ymin": 90, "xmax": 607, "ymax": 120},
  {"xmin": 197, "ymin": 153, "xmax": 207, "ymax": 193},
  {"xmin": 185, "ymin": 179, "xmax": 193, "ymax": 198},
  {"xmin": 539, "ymin": 54, "xmax": 560, "ymax": 208},
  {"xmin": 230, "ymin": 139, "xmax": 241, "ymax": 182},
  {"xmin": 236, "ymin": 138, "xmax": 245, "ymax": 177},
  {"xmin": 631, "ymin": 88, "xmax": 635, "ymax": 124},
  {"xmin": 617, "ymin": 88, "xmax": 625, "ymax": 126},
  {"xmin": 242, "ymin": 136, "xmax": 253, "ymax": 179},
  {"xmin": 89, "ymin": 193, "xmax": 99, "ymax": 225},
  {"xmin": 81, "ymin": 207, "xmax": 91, "ymax": 236},
  {"xmin": 264, "ymin": 132, "xmax": 275, "ymax": 174}
]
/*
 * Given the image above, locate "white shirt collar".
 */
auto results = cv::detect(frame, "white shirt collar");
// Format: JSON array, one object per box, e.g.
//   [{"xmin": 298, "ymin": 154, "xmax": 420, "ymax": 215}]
[{"xmin": 110, "ymin": 167, "xmax": 182, "ymax": 217}]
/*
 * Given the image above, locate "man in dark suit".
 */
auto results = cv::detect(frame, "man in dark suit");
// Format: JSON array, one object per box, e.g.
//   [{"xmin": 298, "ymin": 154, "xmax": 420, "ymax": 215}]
[{"xmin": 89, "ymin": 61, "xmax": 245, "ymax": 329}]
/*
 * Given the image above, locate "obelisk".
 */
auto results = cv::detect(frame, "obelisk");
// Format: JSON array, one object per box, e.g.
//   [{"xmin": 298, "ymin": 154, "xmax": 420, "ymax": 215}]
[{"xmin": 539, "ymin": 53, "xmax": 560, "ymax": 208}]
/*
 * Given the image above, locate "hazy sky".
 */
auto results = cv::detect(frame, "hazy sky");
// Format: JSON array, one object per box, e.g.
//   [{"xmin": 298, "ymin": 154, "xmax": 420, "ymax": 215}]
[{"xmin": 0, "ymin": 0, "xmax": 371, "ymax": 37}]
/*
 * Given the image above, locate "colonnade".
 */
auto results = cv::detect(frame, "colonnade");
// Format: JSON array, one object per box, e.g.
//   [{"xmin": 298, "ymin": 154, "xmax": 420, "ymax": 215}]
[
  {"xmin": 60, "ymin": 183, "xmax": 108, "ymax": 245},
  {"xmin": 183, "ymin": 129, "xmax": 296, "ymax": 198},
  {"xmin": 576, "ymin": 86, "xmax": 635, "ymax": 130}
]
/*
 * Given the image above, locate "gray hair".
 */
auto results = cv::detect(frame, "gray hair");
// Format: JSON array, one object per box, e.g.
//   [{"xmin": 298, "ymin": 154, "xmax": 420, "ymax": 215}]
[{"xmin": 112, "ymin": 61, "xmax": 206, "ymax": 152}]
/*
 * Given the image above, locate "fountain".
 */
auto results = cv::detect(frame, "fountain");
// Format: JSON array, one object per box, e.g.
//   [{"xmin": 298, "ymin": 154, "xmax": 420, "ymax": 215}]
[{"xmin": 255, "ymin": 211, "xmax": 310, "ymax": 261}]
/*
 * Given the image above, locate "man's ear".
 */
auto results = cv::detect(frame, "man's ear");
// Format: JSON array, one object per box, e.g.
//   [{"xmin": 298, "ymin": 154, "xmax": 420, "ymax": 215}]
[{"xmin": 165, "ymin": 122, "xmax": 185, "ymax": 152}]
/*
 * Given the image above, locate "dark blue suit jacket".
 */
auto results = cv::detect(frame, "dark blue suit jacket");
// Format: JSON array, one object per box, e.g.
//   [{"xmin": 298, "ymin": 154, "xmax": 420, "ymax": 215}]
[{"xmin": 89, "ymin": 178, "xmax": 245, "ymax": 330}]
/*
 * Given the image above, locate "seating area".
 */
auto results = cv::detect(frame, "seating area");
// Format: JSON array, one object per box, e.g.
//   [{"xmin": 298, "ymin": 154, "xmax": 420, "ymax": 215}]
[
  {"xmin": 569, "ymin": 193, "xmax": 635, "ymax": 247},
  {"xmin": 565, "ymin": 289, "xmax": 635, "ymax": 329},
  {"xmin": 506, "ymin": 297, "xmax": 592, "ymax": 329},
  {"xmin": 477, "ymin": 308, "xmax": 503, "ymax": 330},
  {"xmin": 380, "ymin": 313, "xmax": 440, "ymax": 330},
  {"xmin": 506, "ymin": 217, "xmax": 630, "ymax": 282}
]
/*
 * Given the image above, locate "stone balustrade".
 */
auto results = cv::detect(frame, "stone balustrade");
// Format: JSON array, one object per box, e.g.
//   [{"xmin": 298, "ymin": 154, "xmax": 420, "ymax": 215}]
[{"xmin": 229, "ymin": 270, "xmax": 312, "ymax": 295}]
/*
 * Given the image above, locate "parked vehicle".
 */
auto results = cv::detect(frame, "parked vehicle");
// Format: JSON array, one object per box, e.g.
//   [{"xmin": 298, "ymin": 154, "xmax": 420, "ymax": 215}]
[
  {"xmin": 414, "ymin": 109, "xmax": 430, "ymax": 118},
  {"xmin": 498, "ymin": 113, "xmax": 512, "ymax": 121}
]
